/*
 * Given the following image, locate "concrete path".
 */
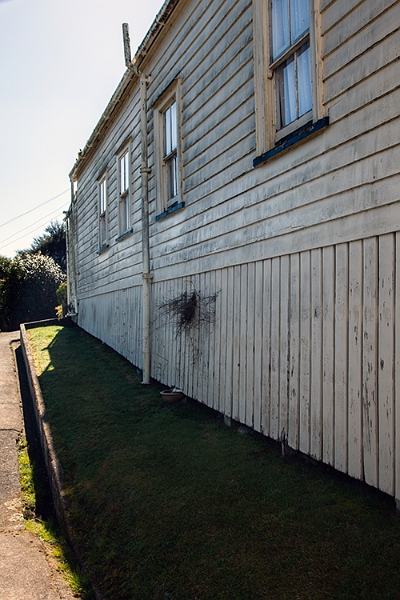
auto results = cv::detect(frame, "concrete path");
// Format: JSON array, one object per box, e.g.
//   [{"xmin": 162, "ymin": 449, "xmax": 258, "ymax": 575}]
[{"xmin": 0, "ymin": 331, "xmax": 77, "ymax": 600}]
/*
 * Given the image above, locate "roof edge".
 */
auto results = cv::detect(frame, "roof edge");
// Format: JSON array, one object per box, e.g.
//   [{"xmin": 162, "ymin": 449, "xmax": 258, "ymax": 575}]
[{"xmin": 69, "ymin": 0, "xmax": 181, "ymax": 180}]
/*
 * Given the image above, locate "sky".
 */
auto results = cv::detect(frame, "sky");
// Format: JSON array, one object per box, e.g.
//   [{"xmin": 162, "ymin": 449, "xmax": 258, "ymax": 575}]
[{"xmin": 0, "ymin": 0, "xmax": 164, "ymax": 258}]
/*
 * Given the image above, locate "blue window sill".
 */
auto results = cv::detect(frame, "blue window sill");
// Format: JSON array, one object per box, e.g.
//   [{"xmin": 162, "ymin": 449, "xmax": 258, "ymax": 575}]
[
  {"xmin": 97, "ymin": 244, "xmax": 109, "ymax": 255},
  {"xmin": 253, "ymin": 117, "xmax": 329, "ymax": 168},
  {"xmin": 155, "ymin": 202, "xmax": 185, "ymax": 222},
  {"xmin": 115, "ymin": 229, "xmax": 133, "ymax": 242}
]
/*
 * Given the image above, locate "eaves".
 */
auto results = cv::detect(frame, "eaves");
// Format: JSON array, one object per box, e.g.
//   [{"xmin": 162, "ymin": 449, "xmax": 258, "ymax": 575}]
[{"xmin": 69, "ymin": 0, "xmax": 182, "ymax": 181}]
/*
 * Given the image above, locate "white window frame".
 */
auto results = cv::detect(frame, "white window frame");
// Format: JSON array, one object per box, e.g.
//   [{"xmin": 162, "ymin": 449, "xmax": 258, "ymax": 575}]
[
  {"xmin": 154, "ymin": 79, "xmax": 183, "ymax": 216},
  {"xmin": 98, "ymin": 173, "xmax": 108, "ymax": 250},
  {"xmin": 253, "ymin": 0, "xmax": 324, "ymax": 156},
  {"xmin": 117, "ymin": 146, "xmax": 131, "ymax": 236}
]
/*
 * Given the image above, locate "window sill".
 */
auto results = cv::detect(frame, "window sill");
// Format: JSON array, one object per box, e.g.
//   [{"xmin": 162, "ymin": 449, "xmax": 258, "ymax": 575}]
[
  {"xmin": 253, "ymin": 117, "xmax": 329, "ymax": 168},
  {"xmin": 155, "ymin": 201, "xmax": 185, "ymax": 222},
  {"xmin": 97, "ymin": 244, "xmax": 109, "ymax": 255},
  {"xmin": 115, "ymin": 229, "xmax": 133, "ymax": 242}
]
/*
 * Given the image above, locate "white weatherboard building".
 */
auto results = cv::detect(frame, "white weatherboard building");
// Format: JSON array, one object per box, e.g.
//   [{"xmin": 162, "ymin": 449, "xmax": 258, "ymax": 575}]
[{"xmin": 68, "ymin": 0, "xmax": 400, "ymax": 502}]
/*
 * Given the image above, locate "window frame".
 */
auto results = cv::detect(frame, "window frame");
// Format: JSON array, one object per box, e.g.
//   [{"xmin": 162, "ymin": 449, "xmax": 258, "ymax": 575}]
[
  {"xmin": 253, "ymin": 0, "xmax": 324, "ymax": 158},
  {"xmin": 98, "ymin": 172, "xmax": 108, "ymax": 250},
  {"xmin": 117, "ymin": 145, "xmax": 131, "ymax": 237},
  {"xmin": 154, "ymin": 79, "xmax": 184, "ymax": 218}
]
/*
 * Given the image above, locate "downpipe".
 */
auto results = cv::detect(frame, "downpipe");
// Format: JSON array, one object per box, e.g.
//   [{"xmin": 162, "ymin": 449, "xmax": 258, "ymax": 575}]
[{"xmin": 123, "ymin": 23, "xmax": 152, "ymax": 384}]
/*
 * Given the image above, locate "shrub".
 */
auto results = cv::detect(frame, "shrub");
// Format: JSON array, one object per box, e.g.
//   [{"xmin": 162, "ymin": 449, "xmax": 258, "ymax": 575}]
[
  {"xmin": 55, "ymin": 282, "xmax": 68, "ymax": 320},
  {"xmin": 0, "ymin": 252, "xmax": 65, "ymax": 330},
  {"xmin": 0, "ymin": 256, "xmax": 22, "ymax": 331}
]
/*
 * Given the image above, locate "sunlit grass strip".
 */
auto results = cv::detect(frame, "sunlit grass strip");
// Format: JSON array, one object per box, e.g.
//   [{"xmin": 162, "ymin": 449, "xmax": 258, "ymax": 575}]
[
  {"xmin": 17, "ymin": 405, "xmax": 91, "ymax": 597},
  {"xmin": 27, "ymin": 324, "xmax": 400, "ymax": 600}
]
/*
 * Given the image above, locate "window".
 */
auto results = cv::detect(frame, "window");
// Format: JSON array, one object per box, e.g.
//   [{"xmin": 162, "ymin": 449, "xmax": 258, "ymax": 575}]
[
  {"xmin": 163, "ymin": 100, "xmax": 178, "ymax": 202},
  {"xmin": 154, "ymin": 80, "xmax": 184, "ymax": 218},
  {"xmin": 118, "ymin": 148, "xmax": 130, "ymax": 235},
  {"xmin": 98, "ymin": 175, "xmax": 108, "ymax": 249},
  {"xmin": 271, "ymin": 0, "xmax": 311, "ymax": 132},
  {"xmin": 253, "ymin": 0, "xmax": 326, "ymax": 160}
]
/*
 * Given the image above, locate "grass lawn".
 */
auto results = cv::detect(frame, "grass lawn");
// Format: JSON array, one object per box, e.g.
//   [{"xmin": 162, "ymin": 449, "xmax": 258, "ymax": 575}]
[{"xmin": 27, "ymin": 324, "xmax": 400, "ymax": 600}]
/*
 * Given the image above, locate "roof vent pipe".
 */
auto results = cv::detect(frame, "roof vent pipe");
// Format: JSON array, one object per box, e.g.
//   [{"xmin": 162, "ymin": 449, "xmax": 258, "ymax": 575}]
[
  {"xmin": 122, "ymin": 23, "xmax": 132, "ymax": 67},
  {"xmin": 123, "ymin": 23, "xmax": 141, "ymax": 76}
]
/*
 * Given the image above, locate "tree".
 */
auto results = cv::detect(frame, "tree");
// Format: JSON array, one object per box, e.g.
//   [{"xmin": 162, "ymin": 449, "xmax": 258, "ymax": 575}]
[{"xmin": 29, "ymin": 220, "xmax": 67, "ymax": 273}]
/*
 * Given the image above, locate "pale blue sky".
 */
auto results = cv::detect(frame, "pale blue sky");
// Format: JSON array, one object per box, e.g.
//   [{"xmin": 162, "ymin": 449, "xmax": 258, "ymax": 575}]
[{"xmin": 0, "ymin": 0, "xmax": 163, "ymax": 257}]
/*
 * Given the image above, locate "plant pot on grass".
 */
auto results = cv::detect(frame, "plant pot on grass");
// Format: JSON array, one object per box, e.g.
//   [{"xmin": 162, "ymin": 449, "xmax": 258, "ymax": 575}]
[{"xmin": 160, "ymin": 389, "xmax": 185, "ymax": 404}]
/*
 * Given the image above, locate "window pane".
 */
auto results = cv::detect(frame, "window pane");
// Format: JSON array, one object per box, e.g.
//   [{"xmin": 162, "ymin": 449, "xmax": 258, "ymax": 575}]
[
  {"xmin": 125, "ymin": 196, "xmax": 130, "ymax": 230},
  {"xmin": 124, "ymin": 152, "xmax": 129, "ymax": 192},
  {"xmin": 297, "ymin": 43, "xmax": 312, "ymax": 116},
  {"xmin": 282, "ymin": 58, "xmax": 296, "ymax": 126},
  {"xmin": 120, "ymin": 196, "xmax": 129, "ymax": 232},
  {"xmin": 163, "ymin": 102, "xmax": 177, "ymax": 157},
  {"xmin": 164, "ymin": 107, "xmax": 171, "ymax": 156},
  {"xmin": 166, "ymin": 154, "xmax": 177, "ymax": 201},
  {"xmin": 100, "ymin": 180, "xmax": 106, "ymax": 214},
  {"xmin": 290, "ymin": 0, "xmax": 309, "ymax": 42},
  {"xmin": 272, "ymin": 0, "xmax": 289, "ymax": 60},
  {"xmin": 120, "ymin": 157, "xmax": 125, "ymax": 195},
  {"xmin": 170, "ymin": 101, "xmax": 177, "ymax": 152},
  {"xmin": 120, "ymin": 152, "xmax": 129, "ymax": 194},
  {"xmin": 100, "ymin": 215, "xmax": 106, "ymax": 246}
]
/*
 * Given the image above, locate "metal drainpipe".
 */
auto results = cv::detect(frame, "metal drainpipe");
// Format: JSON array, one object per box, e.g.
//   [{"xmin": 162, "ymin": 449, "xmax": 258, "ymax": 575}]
[
  {"xmin": 123, "ymin": 24, "xmax": 152, "ymax": 384},
  {"xmin": 140, "ymin": 74, "xmax": 152, "ymax": 385},
  {"xmin": 67, "ymin": 177, "xmax": 78, "ymax": 312}
]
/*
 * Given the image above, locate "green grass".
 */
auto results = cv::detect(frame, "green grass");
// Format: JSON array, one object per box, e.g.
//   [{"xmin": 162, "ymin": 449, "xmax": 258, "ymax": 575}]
[{"xmin": 28, "ymin": 324, "xmax": 400, "ymax": 600}]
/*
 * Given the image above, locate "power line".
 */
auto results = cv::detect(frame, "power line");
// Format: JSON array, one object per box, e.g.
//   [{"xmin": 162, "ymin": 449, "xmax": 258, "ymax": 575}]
[
  {"xmin": 0, "ymin": 189, "xmax": 69, "ymax": 229},
  {"xmin": 0, "ymin": 202, "xmax": 68, "ymax": 250}
]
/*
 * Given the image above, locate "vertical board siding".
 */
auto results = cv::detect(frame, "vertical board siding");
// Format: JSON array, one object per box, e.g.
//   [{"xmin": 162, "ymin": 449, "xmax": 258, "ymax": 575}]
[
  {"xmin": 299, "ymin": 252, "xmax": 311, "ymax": 455},
  {"xmin": 322, "ymin": 246, "xmax": 335, "ymax": 466},
  {"xmin": 261, "ymin": 260, "xmax": 272, "ymax": 436},
  {"xmin": 289, "ymin": 254, "xmax": 300, "ymax": 450},
  {"xmin": 334, "ymin": 244, "xmax": 349, "ymax": 473},
  {"xmin": 311, "ymin": 249, "xmax": 323, "ymax": 461},
  {"xmin": 78, "ymin": 286, "xmax": 142, "ymax": 369},
  {"xmin": 378, "ymin": 234, "xmax": 395, "ymax": 496},
  {"xmin": 143, "ymin": 232, "xmax": 398, "ymax": 497},
  {"xmin": 363, "ymin": 237, "xmax": 379, "ymax": 488},
  {"xmin": 348, "ymin": 241, "xmax": 363, "ymax": 480}
]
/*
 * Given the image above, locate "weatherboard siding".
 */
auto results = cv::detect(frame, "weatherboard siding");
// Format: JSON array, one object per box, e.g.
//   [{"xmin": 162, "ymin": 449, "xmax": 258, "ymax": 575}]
[{"xmin": 70, "ymin": 0, "xmax": 400, "ymax": 500}]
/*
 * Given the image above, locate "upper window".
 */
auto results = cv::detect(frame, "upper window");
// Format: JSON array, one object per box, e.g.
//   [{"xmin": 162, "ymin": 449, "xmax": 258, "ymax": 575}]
[
  {"xmin": 118, "ymin": 148, "xmax": 131, "ymax": 236},
  {"xmin": 253, "ymin": 0, "xmax": 324, "ymax": 158},
  {"xmin": 154, "ymin": 80, "xmax": 183, "ymax": 218},
  {"xmin": 163, "ymin": 100, "xmax": 178, "ymax": 203},
  {"xmin": 98, "ymin": 175, "xmax": 108, "ymax": 249},
  {"xmin": 271, "ymin": 0, "xmax": 312, "ymax": 132}
]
